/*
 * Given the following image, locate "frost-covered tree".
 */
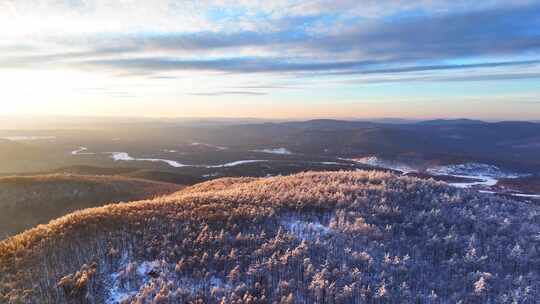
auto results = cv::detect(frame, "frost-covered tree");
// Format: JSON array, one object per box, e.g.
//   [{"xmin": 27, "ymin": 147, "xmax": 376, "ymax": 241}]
[{"xmin": 1, "ymin": 171, "xmax": 540, "ymax": 303}]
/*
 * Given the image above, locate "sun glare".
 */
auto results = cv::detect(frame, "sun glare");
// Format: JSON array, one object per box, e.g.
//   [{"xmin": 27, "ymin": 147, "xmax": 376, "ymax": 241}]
[{"xmin": 0, "ymin": 69, "xmax": 109, "ymax": 114}]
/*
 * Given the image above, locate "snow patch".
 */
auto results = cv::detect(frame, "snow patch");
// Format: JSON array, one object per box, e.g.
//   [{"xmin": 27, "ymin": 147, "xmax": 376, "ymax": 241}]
[
  {"xmin": 191, "ymin": 142, "xmax": 228, "ymax": 150},
  {"xmin": 351, "ymin": 156, "xmax": 417, "ymax": 174},
  {"xmin": 480, "ymin": 190, "xmax": 540, "ymax": 200},
  {"xmin": 108, "ymin": 152, "xmax": 267, "ymax": 168},
  {"xmin": 136, "ymin": 261, "xmax": 161, "ymax": 276},
  {"xmin": 71, "ymin": 146, "xmax": 95, "ymax": 155},
  {"xmin": 318, "ymin": 161, "xmax": 347, "ymax": 165},
  {"xmin": 448, "ymin": 175, "xmax": 498, "ymax": 188},
  {"xmin": 427, "ymin": 163, "xmax": 528, "ymax": 189},
  {"xmin": 426, "ymin": 163, "xmax": 523, "ymax": 178},
  {"xmin": 202, "ymin": 173, "xmax": 220, "ymax": 178},
  {"xmin": 205, "ymin": 160, "xmax": 268, "ymax": 168},
  {"xmin": 109, "ymin": 152, "xmax": 188, "ymax": 168},
  {"xmin": 253, "ymin": 148, "xmax": 293, "ymax": 155},
  {"xmin": 510, "ymin": 193, "xmax": 540, "ymax": 199},
  {"xmin": 106, "ymin": 256, "xmax": 231, "ymax": 304},
  {"xmin": 281, "ymin": 218, "xmax": 331, "ymax": 241}
]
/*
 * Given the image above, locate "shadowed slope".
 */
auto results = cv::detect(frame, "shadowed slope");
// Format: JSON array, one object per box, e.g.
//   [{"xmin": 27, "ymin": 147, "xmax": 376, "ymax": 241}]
[
  {"xmin": 1, "ymin": 171, "xmax": 539, "ymax": 303},
  {"xmin": 1, "ymin": 166, "xmax": 205, "ymax": 186},
  {"xmin": 0, "ymin": 174, "xmax": 184, "ymax": 239}
]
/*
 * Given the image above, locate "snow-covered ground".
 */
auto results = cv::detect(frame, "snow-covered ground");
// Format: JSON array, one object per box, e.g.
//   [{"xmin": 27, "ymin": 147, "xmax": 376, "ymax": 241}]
[
  {"xmin": 350, "ymin": 156, "xmax": 417, "ymax": 174},
  {"xmin": 426, "ymin": 163, "xmax": 524, "ymax": 179},
  {"xmin": 426, "ymin": 163, "xmax": 540, "ymax": 199},
  {"xmin": 107, "ymin": 254, "xmax": 232, "ymax": 303},
  {"xmin": 109, "ymin": 152, "xmax": 188, "ymax": 168},
  {"xmin": 202, "ymin": 172, "xmax": 220, "ymax": 178},
  {"xmin": 349, "ymin": 157, "xmax": 539, "ymax": 198},
  {"xmin": 75, "ymin": 148, "xmax": 353, "ymax": 169},
  {"xmin": 253, "ymin": 148, "xmax": 293, "ymax": 155},
  {"xmin": 427, "ymin": 163, "xmax": 528, "ymax": 189},
  {"xmin": 510, "ymin": 193, "xmax": 540, "ymax": 199},
  {"xmin": 446, "ymin": 175, "xmax": 498, "ymax": 188},
  {"xmin": 107, "ymin": 152, "xmax": 267, "ymax": 168},
  {"xmin": 281, "ymin": 217, "xmax": 331, "ymax": 241},
  {"xmin": 318, "ymin": 161, "xmax": 348, "ymax": 165},
  {"xmin": 480, "ymin": 190, "xmax": 540, "ymax": 200},
  {"xmin": 191, "ymin": 142, "xmax": 228, "ymax": 150},
  {"xmin": 71, "ymin": 146, "xmax": 95, "ymax": 155},
  {"xmin": 205, "ymin": 160, "xmax": 268, "ymax": 168}
]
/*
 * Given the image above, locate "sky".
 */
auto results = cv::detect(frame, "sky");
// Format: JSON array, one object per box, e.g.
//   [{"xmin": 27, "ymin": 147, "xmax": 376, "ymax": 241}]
[{"xmin": 1, "ymin": 0, "xmax": 540, "ymax": 120}]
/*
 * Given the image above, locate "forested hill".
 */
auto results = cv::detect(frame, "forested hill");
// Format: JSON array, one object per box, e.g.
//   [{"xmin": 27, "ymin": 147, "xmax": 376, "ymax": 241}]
[
  {"xmin": 1, "ymin": 171, "xmax": 539, "ymax": 303},
  {"xmin": 0, "ymin": 174, "xmax": 183, "ymax": 240}
]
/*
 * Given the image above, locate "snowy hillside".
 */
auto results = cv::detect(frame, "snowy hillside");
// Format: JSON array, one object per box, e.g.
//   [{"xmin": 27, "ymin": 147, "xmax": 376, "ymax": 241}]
[
  {"xmin": 2, "ymin": 171, "xmax": 540, "ymax": 303},
  {"xmin": 426, "ymin": 163, "xmax": 525, "ymax": 179}
]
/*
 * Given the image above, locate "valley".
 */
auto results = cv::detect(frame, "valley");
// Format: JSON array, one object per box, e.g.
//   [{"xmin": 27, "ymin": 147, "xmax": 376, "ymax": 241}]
[{"xmin": 1, "ymin": 119, "xmax": 539, "ymax": 201}]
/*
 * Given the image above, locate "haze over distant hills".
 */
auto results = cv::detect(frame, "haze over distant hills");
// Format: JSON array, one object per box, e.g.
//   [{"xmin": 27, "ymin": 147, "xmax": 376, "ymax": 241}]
[
  {"xmin": 1, "ymin": 117, "xmax": 540, "ymax": 174},
  {"xmin": 0, "ymin": 115, "xmax": 286, "ymax": 130},
  {"xmin": 416, "ymin": 119, "xmax": 487, "ymax": 125},
  {"xmin": 2, "ymin": 115, "xmax": 535, "ymax": 130}
]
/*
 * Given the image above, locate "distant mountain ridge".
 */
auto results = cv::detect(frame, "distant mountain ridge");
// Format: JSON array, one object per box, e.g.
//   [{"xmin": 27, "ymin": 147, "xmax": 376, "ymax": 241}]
[
  {"xmin": 183, "ymin": 118, "xmax": 540, "ymax": 172},
  {"xmin": 416, "ymin": 118, "xmax": 487, "ymax": 125},
  {"xmin": 2, "ymin": 118, "xmax": 540, "ymax": 175}
]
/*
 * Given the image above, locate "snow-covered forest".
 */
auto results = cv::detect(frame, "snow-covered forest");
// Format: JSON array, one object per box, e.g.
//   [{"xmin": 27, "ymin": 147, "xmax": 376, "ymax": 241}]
[{"xmin": 1, "ymin": 171, "xmax": 539, "ymax": 303}]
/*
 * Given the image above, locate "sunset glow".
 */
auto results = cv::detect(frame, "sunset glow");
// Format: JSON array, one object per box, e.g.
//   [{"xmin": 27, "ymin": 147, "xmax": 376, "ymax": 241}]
[{"xmin": 1, "ymin": 0, "xmax": 539, "ymax": 119}]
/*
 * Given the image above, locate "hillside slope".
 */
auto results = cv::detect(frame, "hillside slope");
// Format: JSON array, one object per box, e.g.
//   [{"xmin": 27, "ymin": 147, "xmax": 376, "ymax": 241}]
[
  {"xmin": 0, "ymin": 174, "xmax": 183, "ymax": 239},
  {"xmin": 1, "ymin": 166, "xmax": 205, "ymax": 186},
  {"xmin": 1, "ymin": 171, "xmax": 539, "ymax": 303}
]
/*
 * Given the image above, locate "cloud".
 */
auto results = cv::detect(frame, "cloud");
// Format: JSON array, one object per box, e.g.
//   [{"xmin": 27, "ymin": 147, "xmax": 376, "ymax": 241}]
[
  {"xmin": 189, "ymin": 91, "xmax": 268, "ymax": 96},
  {"xmin": 233, "ymin": 84, "xmax": 296, "ymax": 90},
  {"xmin": 342, "ymin": 72, "xmax": 540, "ymax": 85},
  {"xmin": 77, "ymin": 57, "xmax": 540, "ymax": 78},
  {"xmin": 81, "ymin": 57, "xmax": 380, "ymax": 74},
  {"xmin": 35, "ymin": 2, "xmax": 539, "ymax": 60},
  {"xmin": 329, "ymin": 60, "xmax": 540, "ymax": 76},
  {"xmin": 300, "ymin": 3, "xmax": 540, "ymax": 61},
  {"xmin": 1, "ymin": 1, "xmax": 540, "ymax": 85}
]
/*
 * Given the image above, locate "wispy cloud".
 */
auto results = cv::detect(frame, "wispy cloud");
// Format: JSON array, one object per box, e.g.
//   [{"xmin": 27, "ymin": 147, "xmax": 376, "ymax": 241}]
[
  {"xmin": 189, "ymin": 91, "xmax": 268, "ymax": 96},
  {"xmin": 70, "ymin": 58, "xmax": 540, "ymax": 82},
  {"xmin": 1, "ymin": 2, "xmax": 539, "ymax": 84}
]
